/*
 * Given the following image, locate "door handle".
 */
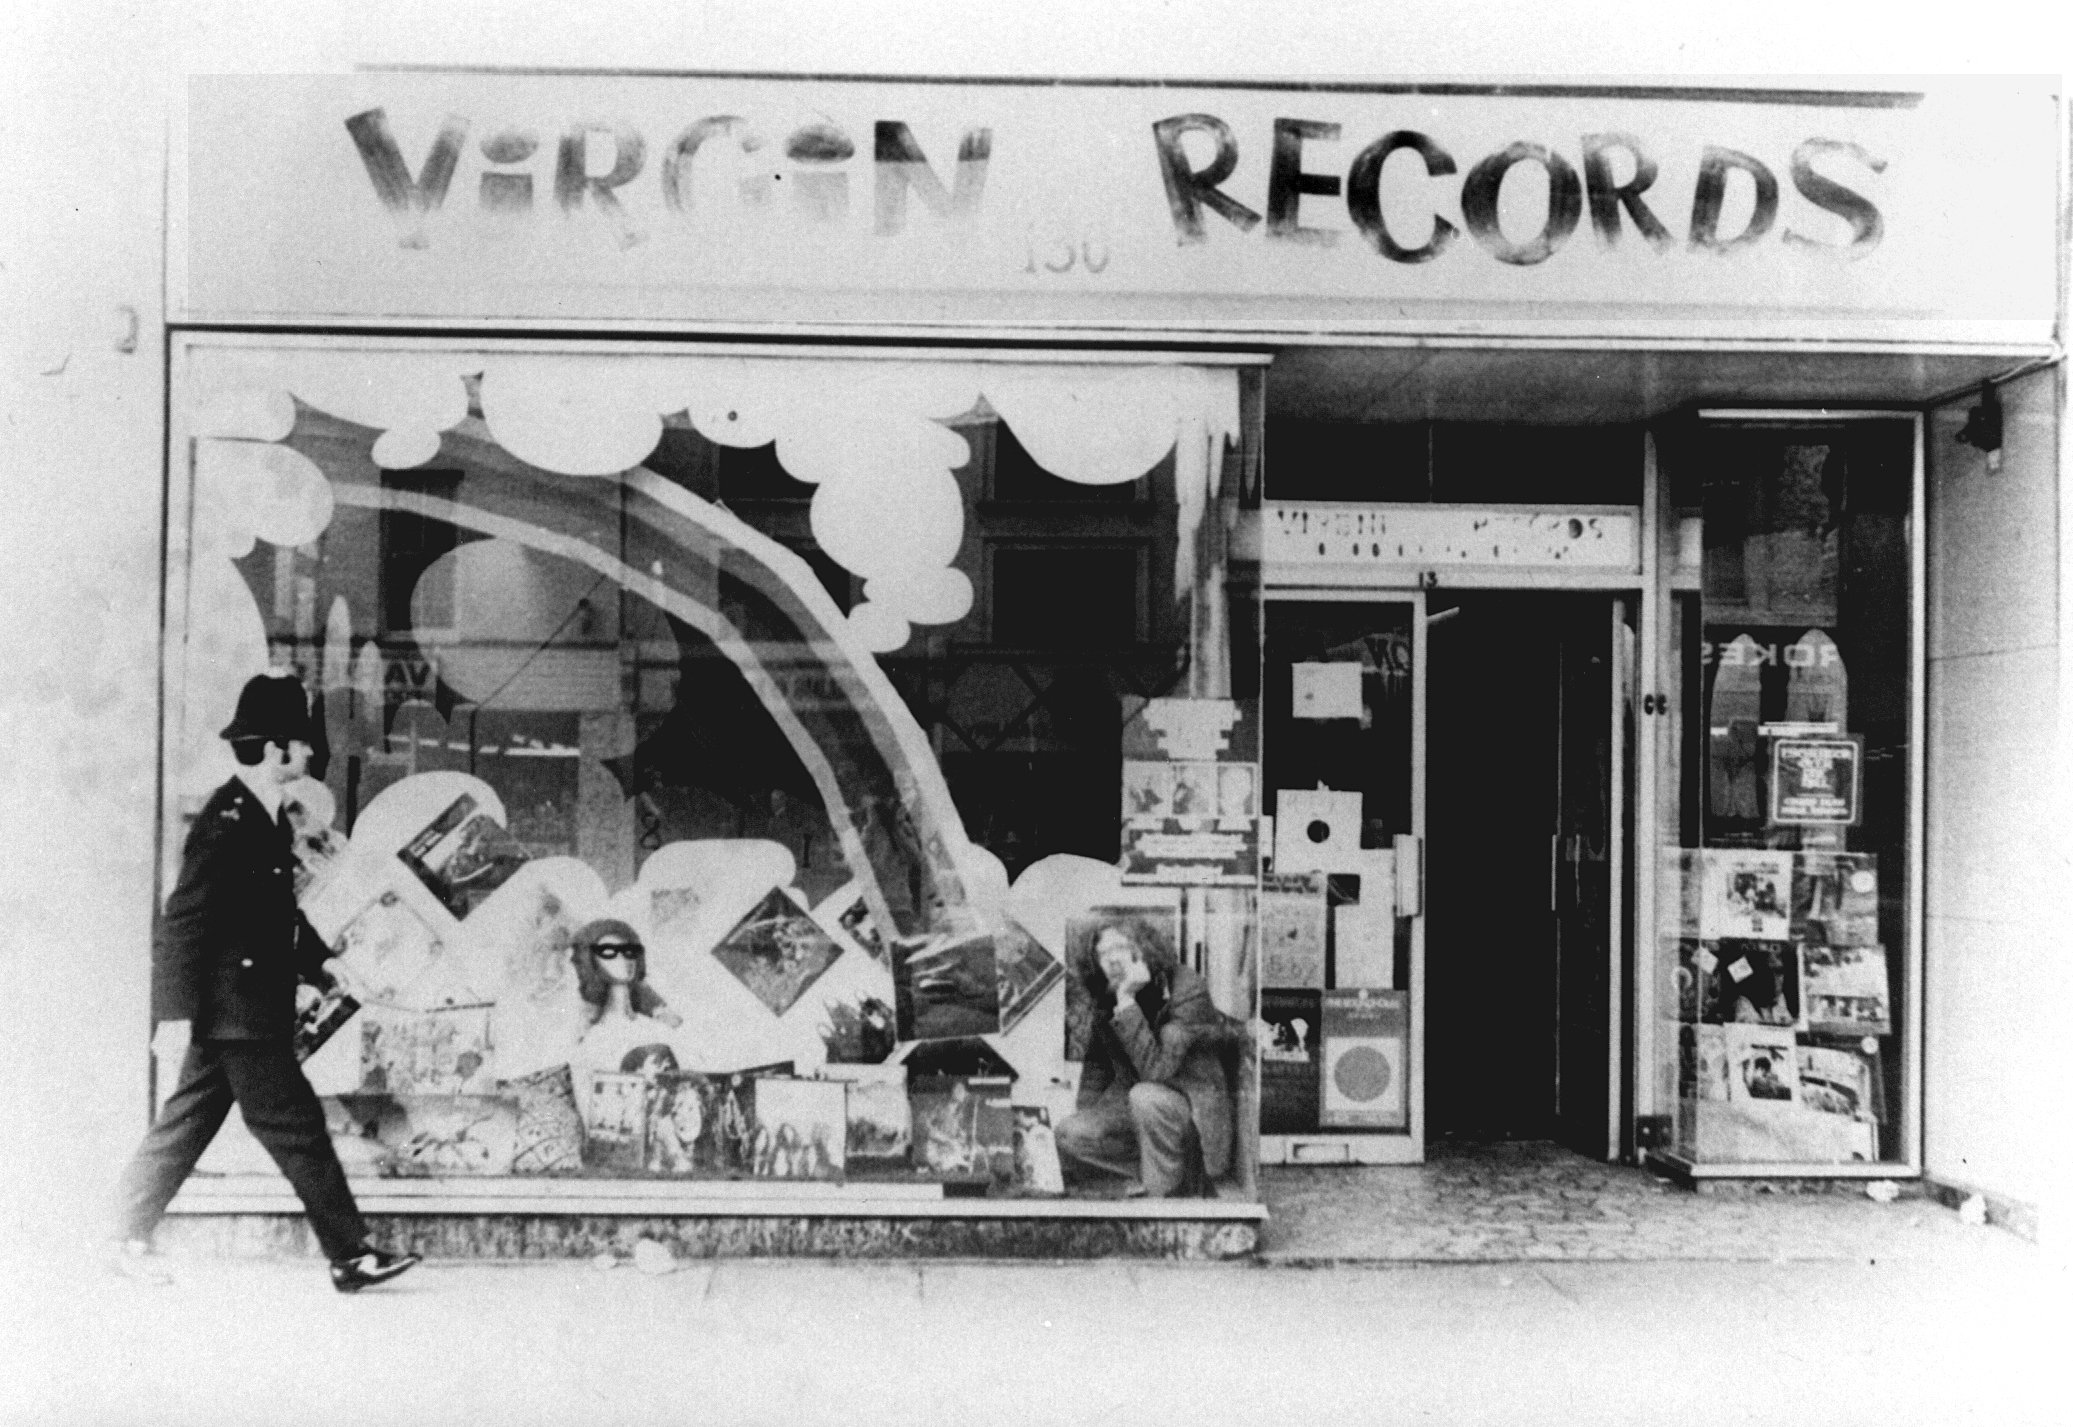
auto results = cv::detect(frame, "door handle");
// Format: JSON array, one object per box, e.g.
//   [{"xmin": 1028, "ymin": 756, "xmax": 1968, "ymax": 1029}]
[{"xmin": 1550, "ymin": 833, "xmax": 1560, "ymax": 912}]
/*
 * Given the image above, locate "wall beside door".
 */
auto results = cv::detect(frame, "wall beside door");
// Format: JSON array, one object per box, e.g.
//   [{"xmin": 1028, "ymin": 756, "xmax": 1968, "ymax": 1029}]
[{"xmin": 1923, "ymin": 365, "xmax": 2066, "ymax": 1236}]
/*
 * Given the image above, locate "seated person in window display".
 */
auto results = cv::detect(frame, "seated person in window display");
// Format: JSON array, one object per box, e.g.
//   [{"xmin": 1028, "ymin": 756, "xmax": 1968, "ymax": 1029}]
[{"xmin": 1055, "ymin": 917, "xmax": 1245, "ymax": 1198}]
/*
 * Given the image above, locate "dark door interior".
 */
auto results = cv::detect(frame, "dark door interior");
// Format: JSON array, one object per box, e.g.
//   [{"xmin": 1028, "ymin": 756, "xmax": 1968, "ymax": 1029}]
[{"xmin": 1426, "ymin": 594, "xmax": 1615, "ymax": 1153}]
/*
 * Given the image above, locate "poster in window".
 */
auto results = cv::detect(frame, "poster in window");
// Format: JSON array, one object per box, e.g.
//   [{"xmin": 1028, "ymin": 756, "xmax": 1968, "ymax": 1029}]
[
  {"xmin": 330, "ymin": 890, "xmax": 447, "ymax": 1008},
  {"xmin": 1769, "ymin": 735, "xmax": 1864, "ymax": 827},
  {"xmin": 1259, "ymin": 988, "xmax": 1322, "ymax": 1134},
  {"xmin": 1118, "ymin": 697, "xmax": 1260, "ymax": 887},
  {"xmin": 1259, "ymin": 871, "xmax": 1327, "ymax": 988},
  {"xmin": 1290, "ymin": 661, "xmax": 1364, "ymax": 720},
  {"xmin": 1319, "ymin": 988, "xmax": 1408, "ymax": 1129},
  {"xmin": 1700, "ymin": 849, "xmax": 1793, "ymax": 941},
  {"xmin": 360, "ymin": 1004, "xmax": 494, "ymax": 1095},
  {"xmin": 1333, "ymin": 849, "xmax": 1396, "ymax": 990}
]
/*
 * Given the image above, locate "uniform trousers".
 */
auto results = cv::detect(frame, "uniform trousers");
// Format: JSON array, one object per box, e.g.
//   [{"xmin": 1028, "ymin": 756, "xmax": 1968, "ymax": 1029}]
[
  {"xmin": 1055, "ymin": 1081, "xmax": 1209, "ymax": 1198},
  {"xmin": 114, "ymin": 1039, "xmax": 369, "ymax": 1261}
]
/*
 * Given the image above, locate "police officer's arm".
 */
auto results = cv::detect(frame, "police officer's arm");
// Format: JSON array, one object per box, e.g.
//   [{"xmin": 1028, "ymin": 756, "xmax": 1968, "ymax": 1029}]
[
  {"xmin": 151, "ymin": 813, "xmax": 225, "ymax": 1025},
  {"xmin": 293, "ymin": 911, "xmax": 339, "ymax": 991}
]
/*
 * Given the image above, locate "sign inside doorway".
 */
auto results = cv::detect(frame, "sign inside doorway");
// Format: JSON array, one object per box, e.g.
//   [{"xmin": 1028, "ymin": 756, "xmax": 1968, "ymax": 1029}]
[
  {"xmin": 1272, "ymin": 788, "xmax": 1364, "ymax": 874},
  {"xmin": 1768, "ymin": 734, "xmax": 1864, "ymax": 827},
  {"xmin": 1319, "ymin": 989, "xmax": 1409, "ymax": 1129},
  {"xmin": 1290, "ymin": 661, "xmax": 1364, "ymax": 719}
]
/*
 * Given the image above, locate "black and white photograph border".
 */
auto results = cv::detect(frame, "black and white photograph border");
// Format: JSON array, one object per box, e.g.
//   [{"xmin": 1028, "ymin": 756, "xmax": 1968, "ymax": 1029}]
[{"xmin": 1, "ymin": 3, "xmax": 2066, "ymax": 1426}]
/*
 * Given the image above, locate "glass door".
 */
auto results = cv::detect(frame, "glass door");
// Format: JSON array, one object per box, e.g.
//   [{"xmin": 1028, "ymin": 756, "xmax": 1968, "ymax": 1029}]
[
  {"xmin": 1647, "ymin": 415, "xmax": 1921, "ymax": 1175},
  {"xmin": 1258, "ymin": 592, "xmax": 1425, "ymax": 1164}
]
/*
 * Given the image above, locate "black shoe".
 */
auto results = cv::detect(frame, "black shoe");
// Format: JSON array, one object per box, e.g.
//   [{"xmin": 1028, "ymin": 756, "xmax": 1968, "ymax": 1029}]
[{"xmin": 329, "ymin": 1245, "xmax": 421, "ymax": 1294}]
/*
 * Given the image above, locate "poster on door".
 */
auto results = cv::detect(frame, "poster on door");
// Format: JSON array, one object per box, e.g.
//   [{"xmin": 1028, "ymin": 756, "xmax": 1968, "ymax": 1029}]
[
  {"xmin": 1768, "ymin": 735, "xmax": 1864, "ymax": 827},
  {"xmin": 1119, "ymin": 697, "xmax": 1261, "ymax": 886},
  {"xmin": 1319, "ymin": 988, "xmax": 1409, "ymax": 1129}
]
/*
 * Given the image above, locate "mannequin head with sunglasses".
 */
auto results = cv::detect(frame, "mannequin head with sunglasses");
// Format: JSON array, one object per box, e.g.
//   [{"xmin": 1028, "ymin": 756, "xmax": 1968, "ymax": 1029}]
[{"xmin": 570, "ymin": 918, "xmax": 678, "ymax": 1027}]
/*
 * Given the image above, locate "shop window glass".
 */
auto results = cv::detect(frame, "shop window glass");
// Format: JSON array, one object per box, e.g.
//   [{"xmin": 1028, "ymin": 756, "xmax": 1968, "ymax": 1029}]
[
  {"xmin": 989, "ymin": 546, "xmax": 1144, "ymax": 649},
  {"xmin": 167, "ymin": 344, "xmax": 1260, "ymax": 1201},
  {"xmin": 1650, "ymin": 419, "xmax": 1914, "ymax": 1169},
  {"xmin": 987, "ymin": 421, "xmax": 1140, "ymax": 504}
]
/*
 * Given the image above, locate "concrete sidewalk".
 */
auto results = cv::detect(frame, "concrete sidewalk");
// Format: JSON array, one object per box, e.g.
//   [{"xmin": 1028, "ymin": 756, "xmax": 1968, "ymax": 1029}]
[{"xmin": 8, "ymin": 1229, "xmax": 2059, "ymax": 1427}]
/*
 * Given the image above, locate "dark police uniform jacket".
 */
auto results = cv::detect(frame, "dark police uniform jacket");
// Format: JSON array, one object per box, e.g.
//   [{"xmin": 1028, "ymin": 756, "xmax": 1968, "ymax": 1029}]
[{"xmin": 153, "ymin": 777, "xmax": 335, "ymax": 1041}]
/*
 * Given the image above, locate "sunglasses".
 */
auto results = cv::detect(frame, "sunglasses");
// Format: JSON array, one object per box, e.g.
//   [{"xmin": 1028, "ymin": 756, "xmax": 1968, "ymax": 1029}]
[{"xmin": 591, "ymin": 943, "xmax": 643, "ymax": 960}]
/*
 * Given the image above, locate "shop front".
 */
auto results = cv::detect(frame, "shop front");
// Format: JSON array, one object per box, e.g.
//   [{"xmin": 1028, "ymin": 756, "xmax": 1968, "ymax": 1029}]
[{"xmin": 157, "ymin": 71, "xmax": 2062, "ymax": 1254}]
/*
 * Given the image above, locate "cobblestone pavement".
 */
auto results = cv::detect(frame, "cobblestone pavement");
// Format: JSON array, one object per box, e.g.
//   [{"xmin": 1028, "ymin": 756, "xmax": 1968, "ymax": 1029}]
[{"xmin": 1258, "ymin": 1140, "xmax": 2020, "ymax": 1263}]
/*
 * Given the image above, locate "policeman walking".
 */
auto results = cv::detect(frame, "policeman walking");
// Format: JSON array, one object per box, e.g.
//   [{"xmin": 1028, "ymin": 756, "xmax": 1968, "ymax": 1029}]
[{"xmin": 110, "ymin": 673, "xmax": 420, "ymax": 1292}]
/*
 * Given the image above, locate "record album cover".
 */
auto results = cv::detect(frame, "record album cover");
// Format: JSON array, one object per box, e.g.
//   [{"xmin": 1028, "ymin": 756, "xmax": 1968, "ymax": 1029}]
[
  {"xmin": 1693, "ymin": 1024, "xmax": 1731, "ymax": 1101},
  {"xmin": 1796, "ymin": 1043, "xmax": 1878, "ymax": 1122},
  {"xmin": 710, "ymin": 887, "xmax": 847, "ymax": 1017},
  {"xmin": 1803, "ymin": 943, "xmax": 1893, "ymax": 1035},
  {"xmin": 397, "ymin": 793, "xmax": 530, "ymax": 920},
  {"xmin": 582, "ymin": 1070, "xmax": 650, "ymax": 1171},
  {"xmin": 745, "ymin": 1076, "xmax": 846, "ymax": 1182},
  {"xmin": 1701, "ymin": 849, "xmax": 1793, "ymax": 941},
  {"xmin": 891, "ymin": 932, "xmax": 1004, "ymax": 1042},
  {"xmin": 993, "ymin": 919, "xmax": 1065, "ymax": 1036},
  {"xmin": 294, "ymin": 983, "xmax": 360, "ymax": 1064},
  {"xmin": 643, "ymin": 1072, "xmax": 730, "ymax": 1176},
  {"xmin": 818, "ymin": 1062, "xmax": 912, "ymax": 1164},
  {"xmin": 1714, "ymin": 940, "xmax": 1802, "ymax": 1028},
  {"xmin": 1725, "ymin": 1024, "xmax": 1799, "ymax": 1104},
  {"xmin": 1009, "ymin": 1106, "xmax": 1065, "ymax": 1195},
  {"xmin": 909, "ymin": 1075, "xmax": 1016, "ymax": 1182}
]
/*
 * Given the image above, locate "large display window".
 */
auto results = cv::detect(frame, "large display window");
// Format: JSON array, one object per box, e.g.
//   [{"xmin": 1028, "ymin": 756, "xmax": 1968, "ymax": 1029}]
[
  {"xmin": 1649, "ymin": 414, "xmax": 1920, "ymax": 1170},
  {"xmin": 163, "ymin": 339, "xmax": 1262, "ymax": 1204}
]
